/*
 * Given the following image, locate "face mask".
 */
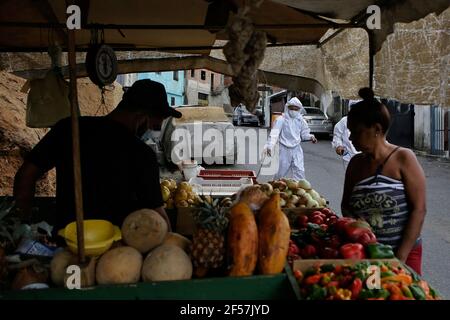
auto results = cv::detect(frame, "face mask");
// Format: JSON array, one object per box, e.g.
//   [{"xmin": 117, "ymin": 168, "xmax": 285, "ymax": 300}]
[
  {"xmin": 141, "ymin": 129, "xmax": 159, "ymax": 142},
  {"xmin": 288, "ymin": 110, "xmax": 299, "ymax": 118}
]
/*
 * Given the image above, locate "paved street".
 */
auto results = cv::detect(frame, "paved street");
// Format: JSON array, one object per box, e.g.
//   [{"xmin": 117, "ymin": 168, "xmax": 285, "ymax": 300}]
[{"xmin": 213, "ymin": 127, "xmax": 450, "ymax": 298}]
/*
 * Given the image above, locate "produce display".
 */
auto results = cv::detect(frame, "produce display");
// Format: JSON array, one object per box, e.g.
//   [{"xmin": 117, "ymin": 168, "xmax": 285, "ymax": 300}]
[
  {"xmin": 141, "ymin": 244, "xmax": 193, "ymax": 282},
  {"xmin": 0, "ymin": 183, "xmax": 440, "ymax": 300},
  {"xmin": 257, "ymin": 178, "xmax": 327, "ymax": 209},
  {"xmin": 227, "ymin": 202, "xmax": 258, "ymax": 276},
  {"xmin": 121, "ymin": 209, "xmax": 168, "ymax": 253},
  {"xmin": 160, "ymin": 179, "xmax": 202, "ymax": 209},
  {"xmin": 161, "ymin": 179, "xmax": 234, "ymax": 209},
  {"xmin": 288, "ymin": 209, "xmax": 393, "ymax": 262},
  {"xmin": 191, "ymin": 198, "xmax": 229, "ymax": 277},
  {"xmin": 258, "ymin": 193, "xmax": 290, "ymax": 275},
  {"xmin": 294, "ymin": 261, "xmax": 441, "ymax": 300},
  {"xmin": 96, "ymin": 246, "xmax": 142, "ymax": 285}
]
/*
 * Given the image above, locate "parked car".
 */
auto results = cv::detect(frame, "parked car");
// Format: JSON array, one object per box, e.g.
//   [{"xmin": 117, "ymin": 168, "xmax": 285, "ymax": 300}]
[
  {"xmin": 159, "ymin": 106, "xmax": 237, "ymax": 165},
  {"xmin": 233, "ymin": 104, "xmax": 260, "ymax": 126},
  {"xmin": 301, "ymin": 107, "xmax": 333, "ymax": 137}
]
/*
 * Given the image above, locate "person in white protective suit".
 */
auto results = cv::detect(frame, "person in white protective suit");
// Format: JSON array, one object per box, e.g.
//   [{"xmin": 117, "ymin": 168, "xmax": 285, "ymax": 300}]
[
  {"xmin": 264, "ymin": 97, "xmax": 317, "ymax": 180},
  {"xmin": 331, "ymin": 100, "xmax": 360, "ymax": 170}
]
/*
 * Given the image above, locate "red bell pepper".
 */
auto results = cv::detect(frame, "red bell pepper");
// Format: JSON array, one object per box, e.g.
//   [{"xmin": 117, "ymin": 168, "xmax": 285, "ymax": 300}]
[
  {"xmin": 310, "ymin": 216, "xmax": 324, "ymax": 225},
  {"xmin": 297, "ymin": 215, "xmax": 309, "ymax": 228},
  {"xmin": 339, "ymin": 243, "xmax": 366, "ymax": 259},
  {"xmin": 319, "ymin": 247, "xmax": 340, "ymax": 259},
  {"xmin": 304, "ymin": 274, "xmax": 322, "ymax": 285},
  {"xmin": 350, "ymin": 278, "xmax": 363, "ymax": 299},
  {"xmin": 300, "ymin": 244, "xmax": 317, "ymax": 258},
  {"xmin": 356, "ymin": 231, "xmax": 377, "ymax": 246},
  {"xmin": 344, "ymin": 220, "xmax": 374, "ymax": 242},
  {"xmin": 335, "ymin": 217, "xmax": 356, "ymax": 233}
]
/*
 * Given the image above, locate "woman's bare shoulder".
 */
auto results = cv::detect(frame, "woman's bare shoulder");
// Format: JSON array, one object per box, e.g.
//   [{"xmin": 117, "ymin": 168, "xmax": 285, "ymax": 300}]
[{"xmin": 396, "ymin": 147, "xmax": 418, "ymax": 164}]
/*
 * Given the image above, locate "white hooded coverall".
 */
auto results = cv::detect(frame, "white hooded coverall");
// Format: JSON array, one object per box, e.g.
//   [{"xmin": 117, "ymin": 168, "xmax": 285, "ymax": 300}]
[
  {"xmin": 265, "ymin": 98, "xmax": 314, "ymax": 180},
  {"xmin": 331, "ymin": 116, "xmax": 358, "ymax": 169},
  {"xmin": 331, "ymin": 100, "xmax": 360, "ymax": 170}
]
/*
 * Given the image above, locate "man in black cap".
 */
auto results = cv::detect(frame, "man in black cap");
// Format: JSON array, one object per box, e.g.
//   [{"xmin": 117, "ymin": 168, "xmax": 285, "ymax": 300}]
[{"xmin": 14, "ymin": 79, "xmax": 181, "ymax": 232}]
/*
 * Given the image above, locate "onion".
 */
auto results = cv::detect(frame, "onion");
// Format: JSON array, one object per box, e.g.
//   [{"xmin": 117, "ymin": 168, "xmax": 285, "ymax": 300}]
[{"xmin": 298, "ymin": 179, "xmax": 311, "ymax": 190}]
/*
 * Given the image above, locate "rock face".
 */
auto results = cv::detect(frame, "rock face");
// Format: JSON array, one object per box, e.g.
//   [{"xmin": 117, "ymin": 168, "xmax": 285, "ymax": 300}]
[
  {"xmin": 374, "ymin": 7, "xmax": 450, "ymax": 106},
  {"xmin": 0, "ymin": 71, "xmax": 123, "ymax": 196}
]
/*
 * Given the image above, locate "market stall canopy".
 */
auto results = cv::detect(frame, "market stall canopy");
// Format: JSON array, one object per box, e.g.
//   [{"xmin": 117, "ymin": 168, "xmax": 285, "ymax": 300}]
[
  {"xmin": 1, "ymin": 0, "xmax": 448, "ymax": 105},
  {"xmin": 0, "ymin": 0, "xmax": 330, "ymax": 53},
  {"xmin": 0, "ymin": 0, "xmax": 448, "ymax": 53}
]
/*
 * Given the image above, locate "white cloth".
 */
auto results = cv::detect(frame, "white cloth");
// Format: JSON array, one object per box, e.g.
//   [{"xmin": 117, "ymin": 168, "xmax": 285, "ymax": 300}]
[
  {"xmin": 265, "ymin": 99, "xmax": 313, "ymax": 179},
  {"xmin": 275, "ymin": 144, "xmax": 306, "ymax": 180},
  {"xmin": 331, "ymin": 116, "xmax": 359, "ymax": 164}
]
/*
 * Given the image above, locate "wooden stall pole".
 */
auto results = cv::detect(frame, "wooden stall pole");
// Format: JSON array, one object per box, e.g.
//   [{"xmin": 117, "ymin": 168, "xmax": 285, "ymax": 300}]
[
  {"xmin": 67, "ymin": 28, "xmax": 86, "ymax": 264},
  {"xmin": 367, "ymin": 28, "xmax": 375, "ymax": 90}
]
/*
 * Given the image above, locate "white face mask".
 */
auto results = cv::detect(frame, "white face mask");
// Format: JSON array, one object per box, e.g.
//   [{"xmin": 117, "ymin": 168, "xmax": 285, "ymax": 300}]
[{"xmin": 288, "ymin": 109, "xmax": 299, "ymax": 118}]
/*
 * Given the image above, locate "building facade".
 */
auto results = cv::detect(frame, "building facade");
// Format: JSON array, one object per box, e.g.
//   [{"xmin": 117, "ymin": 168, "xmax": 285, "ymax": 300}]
[
  {"xmin": 185, "ymin": 69, "xmax": 225, "ymax": 106},
  {"xmin": 137, "ymin": 71, "xmax": 185, "ymax": 106}
]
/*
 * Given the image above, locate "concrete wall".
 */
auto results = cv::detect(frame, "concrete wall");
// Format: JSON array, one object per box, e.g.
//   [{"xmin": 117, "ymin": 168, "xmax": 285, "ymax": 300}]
[
  {"xmin": 137, "ymin": 71, "xmax": 185, "ymax": 106},
  {"xmin": 414, "ymin": 105, "xmax": 431, "ymax": 152}
]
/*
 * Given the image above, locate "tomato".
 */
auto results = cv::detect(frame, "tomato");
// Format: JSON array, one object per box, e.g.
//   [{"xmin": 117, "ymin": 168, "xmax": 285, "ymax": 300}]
[
  {"xmin": 297, "ymin": 215, "xmax": 309, "ymax": 228},
  {"xmin": 310, "ymin": 216, "xmax": 324, "ymax": 225}
]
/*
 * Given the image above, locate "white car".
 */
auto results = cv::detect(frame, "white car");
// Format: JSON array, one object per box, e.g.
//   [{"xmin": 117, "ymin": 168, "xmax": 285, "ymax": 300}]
[
  {"xmin": 159, "ymin": 106, "xmax": 237, "ymax": 165},
  {"xmin": 301, "ymin": 107, "xmax": 333, "ymax": 138},
  {"xmin": 232, "ymin": 104, "xmax": 260, "ymax": 127}
]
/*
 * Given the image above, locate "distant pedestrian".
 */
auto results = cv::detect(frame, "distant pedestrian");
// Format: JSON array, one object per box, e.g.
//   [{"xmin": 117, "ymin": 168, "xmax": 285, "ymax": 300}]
[
  {"xmin": 331, "ymin": 100, "xmax": 360, "ymax": 170},
  {"xmin": 263, "ymin": 97, "xmax": 317, "ymax": 180}
]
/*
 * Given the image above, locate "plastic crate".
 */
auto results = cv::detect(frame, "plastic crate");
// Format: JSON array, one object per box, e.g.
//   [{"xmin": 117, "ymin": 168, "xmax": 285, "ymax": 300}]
[
  {"xmin": 189, "ymin": 176, "xmax": 253, "ymax": 197},
  {"xmin": 198, "ymin": 169, "xmax": 257, "ymax": 183}
]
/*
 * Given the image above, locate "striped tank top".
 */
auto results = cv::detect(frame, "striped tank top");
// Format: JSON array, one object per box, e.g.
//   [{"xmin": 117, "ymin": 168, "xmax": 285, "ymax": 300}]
[{"xmin": 348, "ymin": 147, "xmax": 420, "ymax": 249}]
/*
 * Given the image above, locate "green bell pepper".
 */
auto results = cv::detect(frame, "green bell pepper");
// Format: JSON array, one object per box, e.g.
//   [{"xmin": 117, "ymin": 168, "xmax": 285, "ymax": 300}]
[
  {"xmin": 381, "ymin": 271, "xmax": 396, "ymax": 278},
  {"xmin": 307, "ymin": 284, "xmax": 327, "ymax": 300},
  {"xmin": 359, "ymin": 288, "xmax": 390, "ymax": 300},
  {"xmin": 320, "ymin": 264, "xmax": 336, "ymax": 273},
  {"xmin": 409, "ymin": 284, "xmax": 426, "ymax": 300},
  {"xmin": 367, "ymin": 243, "xmax": 395, "ymax": 259}
]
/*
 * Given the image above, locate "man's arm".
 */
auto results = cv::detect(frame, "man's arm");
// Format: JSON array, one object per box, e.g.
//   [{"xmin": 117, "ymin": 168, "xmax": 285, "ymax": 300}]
[
  {"xmin": 332, "ymin": 120, "xmax": 344, "ymax": 148},
  {"xmin": 264, "ymin": 117, "xmax": 283, "ymax": 156},
  {"xmin": 13, "ymin": 161, "xmax": 46, "ymax": 221},
  {"xmin": 299, "ymin": 117, "xmax": 315, "ymax": 142}
]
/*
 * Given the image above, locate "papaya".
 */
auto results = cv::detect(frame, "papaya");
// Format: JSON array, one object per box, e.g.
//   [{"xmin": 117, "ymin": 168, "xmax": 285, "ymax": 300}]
[
  {"xmin": 227, "ymin": 202, "xmax": 258, "ymax": 276},
  {"xmin": 258, "ymin": 193, "xmax": 291, "ymax": 274}
]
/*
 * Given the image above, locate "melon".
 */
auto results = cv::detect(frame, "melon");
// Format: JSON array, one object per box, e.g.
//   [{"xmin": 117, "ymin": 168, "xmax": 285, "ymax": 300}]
[
  {"xmin": 50, "ymin": 249, "xmax": 77, "ymax": 286},
  {"xmin": 163, "ymin": 232, "xmax": 192, "ymax": 253},
  {"xmin": 96, "ymin": 246, "xmax": 142, "ymax": 285},
  {"xmin": 141, "ymin": 245, "xmax": 192, "ymax": 282},
  {"xmin": 121, "ymin": 209, "xmax": 168, "ymax": 253}
]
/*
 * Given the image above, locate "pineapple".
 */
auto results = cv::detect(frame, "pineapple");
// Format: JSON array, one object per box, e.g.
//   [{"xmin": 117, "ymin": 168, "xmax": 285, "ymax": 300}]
[{"xmin": 191, "ymin": 197, "xmax": 229, "ymax": 277}]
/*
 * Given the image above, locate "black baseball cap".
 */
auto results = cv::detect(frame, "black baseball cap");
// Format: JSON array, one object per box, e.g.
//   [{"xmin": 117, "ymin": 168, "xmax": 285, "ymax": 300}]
[{"xmin": 122, "ymin": 79, "xmax": 182, "ymax": 118}]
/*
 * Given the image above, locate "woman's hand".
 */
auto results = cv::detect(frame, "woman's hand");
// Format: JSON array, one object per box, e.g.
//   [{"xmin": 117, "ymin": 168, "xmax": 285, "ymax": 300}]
[{"xmin": 310, "ymin": 135, "xmax": 318, "ymax": 144}]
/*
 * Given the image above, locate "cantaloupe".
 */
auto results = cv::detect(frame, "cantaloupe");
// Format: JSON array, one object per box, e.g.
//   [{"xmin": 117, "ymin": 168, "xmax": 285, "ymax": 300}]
[
  {"xmin": 50, "ymin": 249, "xmax": 77, "ymax": 286},
  {"xmin": 96, "ymin": 246, "xmax": 142, "ymax": 284},
  {"xmin": 162, "ymin": 232, "xmax": 192, "ymax": 253},
  {"xmin": 121, "ymin": 209, "xmax": 168, "ymax": 253},
  {"xmin": 141, "ymin": 244, "xmax": 192, "ymax": 282}
]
